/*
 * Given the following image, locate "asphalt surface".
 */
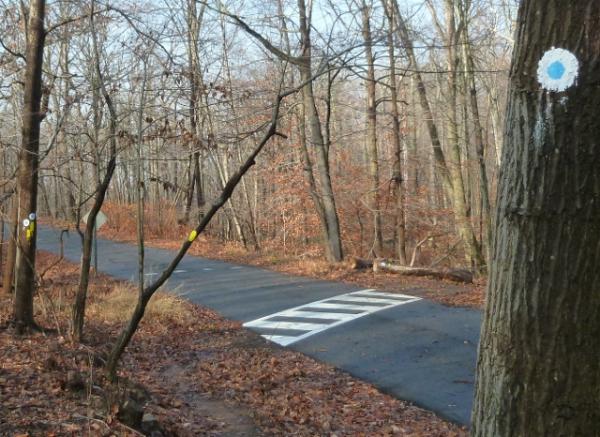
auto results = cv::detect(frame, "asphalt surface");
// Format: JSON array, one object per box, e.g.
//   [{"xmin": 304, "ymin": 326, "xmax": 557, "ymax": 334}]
[{"xmin": 31, "ymin": 225, "xmax": 481, "ymax": 425}]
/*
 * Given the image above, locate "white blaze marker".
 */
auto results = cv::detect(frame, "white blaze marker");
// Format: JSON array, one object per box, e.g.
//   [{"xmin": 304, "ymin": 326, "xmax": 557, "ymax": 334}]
[{"xmin": 537, "ymin": 48, "xmax": 579, "ymax": 92}]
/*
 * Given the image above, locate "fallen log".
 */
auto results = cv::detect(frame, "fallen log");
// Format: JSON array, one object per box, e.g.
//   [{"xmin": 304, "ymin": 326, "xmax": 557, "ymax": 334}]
[
  {"xmin": 350, "ymin": 257, "xmax": 374, "ymax": 270},
  {"xmin": 373, "ymin": 259, "xmax": 473, "ymax": 284}
]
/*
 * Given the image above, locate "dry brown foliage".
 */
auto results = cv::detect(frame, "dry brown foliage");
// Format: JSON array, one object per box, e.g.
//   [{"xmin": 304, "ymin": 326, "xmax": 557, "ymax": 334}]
[{"xmin": 0, "ymin": 252, "xmax": 467, "ymax": 436}]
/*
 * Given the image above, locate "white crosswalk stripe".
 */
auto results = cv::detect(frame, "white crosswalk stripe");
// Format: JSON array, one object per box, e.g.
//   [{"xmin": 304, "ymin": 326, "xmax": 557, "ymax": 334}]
[{"xmin": 243, "ymin": 289, "xmax": 421, "ymax": 346}]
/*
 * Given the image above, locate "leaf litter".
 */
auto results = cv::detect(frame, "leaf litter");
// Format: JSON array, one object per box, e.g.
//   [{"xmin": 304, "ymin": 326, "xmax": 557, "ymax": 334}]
[{"xmin": 1, "ymin": 251, "xmax": 467, "ymax": 436}]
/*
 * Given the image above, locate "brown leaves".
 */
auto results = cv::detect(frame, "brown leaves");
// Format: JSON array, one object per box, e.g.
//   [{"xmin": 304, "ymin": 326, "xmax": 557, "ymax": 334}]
[
  {"xmin": 196, "ymin": 341, "xmax": 466, "ymax": 436},
  {"xmin": 1, "ymin": 250, "xmax": 467, "ymax": 436}
]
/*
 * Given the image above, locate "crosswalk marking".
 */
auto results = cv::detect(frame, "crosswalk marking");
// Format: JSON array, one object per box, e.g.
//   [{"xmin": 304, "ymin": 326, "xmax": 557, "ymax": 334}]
[
  {"xmin": 248, "ymin": 320, "xmax": 331, "ymax": 331},
  {"xmin": 276, "ymin": 310, "xmax": 357, "ymax": 321},
  {"xmin": 261, "ymin": 335, "xmax": 299, "ymax": 346},
  {"xmin": 352, "ymin": 290, "xmax": 417, "ymax": 300},
  {"xmin": 328, "ymin": 295, "xmax": 409, "ymax": 305},
  {"xmin": 244, "ymin": 289, "xmax": 421, "ymax": 346},
  {"xmin": 304, "ymin": 302, "xmax": 383, "ymax": 311}
]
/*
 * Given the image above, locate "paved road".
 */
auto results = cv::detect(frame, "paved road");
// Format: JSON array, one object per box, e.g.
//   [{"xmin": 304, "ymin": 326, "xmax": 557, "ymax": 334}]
[{"xmin": 32, "ymin": 226, "xmax": 481, "ymax": 425}]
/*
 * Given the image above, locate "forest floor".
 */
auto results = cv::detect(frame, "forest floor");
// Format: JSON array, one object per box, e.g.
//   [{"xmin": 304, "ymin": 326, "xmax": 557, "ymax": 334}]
[{"xmin": 0, "ymin": 252, "xmax": 467, "ymax": 436}]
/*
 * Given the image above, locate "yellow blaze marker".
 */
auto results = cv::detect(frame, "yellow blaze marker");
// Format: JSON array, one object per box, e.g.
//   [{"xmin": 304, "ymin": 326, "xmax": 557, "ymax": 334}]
[
  {"xmin": 25, "ymin": 222, "xmax": 35, "ymax": 241},
  {"xmin": 188, "ymin": 230, "xmax": 198, "ymax": 242}
]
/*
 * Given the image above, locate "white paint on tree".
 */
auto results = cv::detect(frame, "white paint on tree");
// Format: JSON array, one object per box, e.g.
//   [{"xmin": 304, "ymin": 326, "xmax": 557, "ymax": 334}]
[
  {"xmin": 537, "ymin": 48, "xmax": 579, "ymax": 92},
  {"xmin": 244, "ymin": 289, "xmax": 421, "ymax": 346}
]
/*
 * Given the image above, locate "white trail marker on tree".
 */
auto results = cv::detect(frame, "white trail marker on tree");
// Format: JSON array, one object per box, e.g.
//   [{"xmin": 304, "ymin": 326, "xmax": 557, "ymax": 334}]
[{"xmin": 537, "ymin": 48, "xmax": 579, "ymax": 92}]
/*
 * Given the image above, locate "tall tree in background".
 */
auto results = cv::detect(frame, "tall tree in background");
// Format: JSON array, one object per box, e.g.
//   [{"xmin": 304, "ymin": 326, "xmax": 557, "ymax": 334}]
[
  {"xmin": 392, "ymin": 0, "xmax": 485, "ymax": 269},
  {"xmin": 12, "ymin": 0, "xmax": 46, "ymax": 333},
  {"xmin": 182, "ymin": 0, "xmax": 206, "ymax": 225},
  {"xmin": 225, "ymin": 1, "xmax": 345, "ymax": 262},
  {"xmin": 457, "ymin": 0, "xmax": 492, "ymax": 257},
  {"xmin": 359, "ymin": 0, "xmax": 382, "ymax": 256},
  {"xmin": 297, "ymin": 0, "xmax": 344, "ymax": 262},
  {"xmin": 382, "ymin": 0, "xmax": 407, "ymax": 264},
  {"xmin": 472, "ymin": 1, "xmax": 600, "ymax": 435}
]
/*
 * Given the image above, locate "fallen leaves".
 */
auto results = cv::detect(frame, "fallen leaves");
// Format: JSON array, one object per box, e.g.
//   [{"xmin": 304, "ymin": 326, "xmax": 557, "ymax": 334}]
[
  {"xmin": 1, "ymin": 251, "xmax": 467, "ymax": 436},
  {"xmin": 195, "ymin": 337, "xmax": 466, "ymax": 436}
]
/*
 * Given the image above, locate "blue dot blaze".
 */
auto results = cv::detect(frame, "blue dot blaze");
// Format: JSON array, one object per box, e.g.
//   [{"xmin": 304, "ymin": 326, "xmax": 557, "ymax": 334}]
[{"xmin": 547, "ymin": 61, "xmax": 566, "ymax": 80}]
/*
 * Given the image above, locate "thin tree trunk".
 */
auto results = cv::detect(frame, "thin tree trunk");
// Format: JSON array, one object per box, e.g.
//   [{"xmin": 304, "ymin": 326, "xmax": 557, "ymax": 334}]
[
  {"xmin": 2, "ymin": 198, "xmax": 17, "ymax": 295},
  {"xmin": 383, "ymin": 0, "xmax": 407, "ymax": 264},
  {"xmin": 105, "ymin": 88, "xmax": 288, "ymax": 379},
  {"xmin": 459, "ymin": 0, "xmax": 493, "ymax": 260},
  {"xmin": 183, "ymin": 0, "xmax": 206, "ymax": 225},
  {"xmin": 72, "ymin": 4, "xmax": 118, "ymax": 342},
  {"xmin": 360, "ymin": 1, "xmax": 382, "ymax": 256}
]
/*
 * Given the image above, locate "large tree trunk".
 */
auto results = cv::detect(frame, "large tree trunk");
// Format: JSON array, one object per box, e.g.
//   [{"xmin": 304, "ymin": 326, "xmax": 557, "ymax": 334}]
[
  {"xmin": 472, "ymin": 1, "xmax": 600, "ymax": 435},
  {"xmin": 13, "ymin": 0, "xmax": 46, "ymax": 333}
]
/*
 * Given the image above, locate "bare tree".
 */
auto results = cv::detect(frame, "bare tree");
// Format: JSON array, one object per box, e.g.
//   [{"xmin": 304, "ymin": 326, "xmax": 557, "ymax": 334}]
[
  {"xmin": 106, "ymin": 82, "xmax": 293, "ymax": 379},
  {"xmin": 359, "ymin": 0, "xmax": 382, "ymax": 256},
  {"xmin": 382, "ymin": 0, "xmax": 407, "ymax": 264},
  {"xmin": 72, "ymin": 2, "xmax": 118, "ymax": 342},
  {"xmin": 390, "ymin": 0, "xmax": 484, "ymax": 269}
]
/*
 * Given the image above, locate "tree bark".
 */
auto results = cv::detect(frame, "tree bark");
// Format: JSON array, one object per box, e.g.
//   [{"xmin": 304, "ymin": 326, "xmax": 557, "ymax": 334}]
[
  {"xmin": 373, "ymin": 259, "xmax": 473, "ymax": 284},
  {"xmin": 382, "ymin": 0, "xmax": 407, "ymax": 264},
  {"xmin": 297, "ymin": 0, "xmax": 343, "ymax": 262},
  {"xmin": 13, "ymin": 0, "xmax": 46, "ymax": 333},
  {"xmin": 472, "ymin": 1, "xmax": 600, "ymax": 435},
  {"xmin": 458, "ymin": 0, "xmax": 493, "ymax": 260},
  {"xmin": 2, "ymin": 200, "xmax": 18, "ymax": 295},
  {"xmin": 183, "ymin": 0, "xmax": 206, "ymax": 225},
  {"xmin": 360, "ymin": 1, "xmax": 382, "ymax": 256}
]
